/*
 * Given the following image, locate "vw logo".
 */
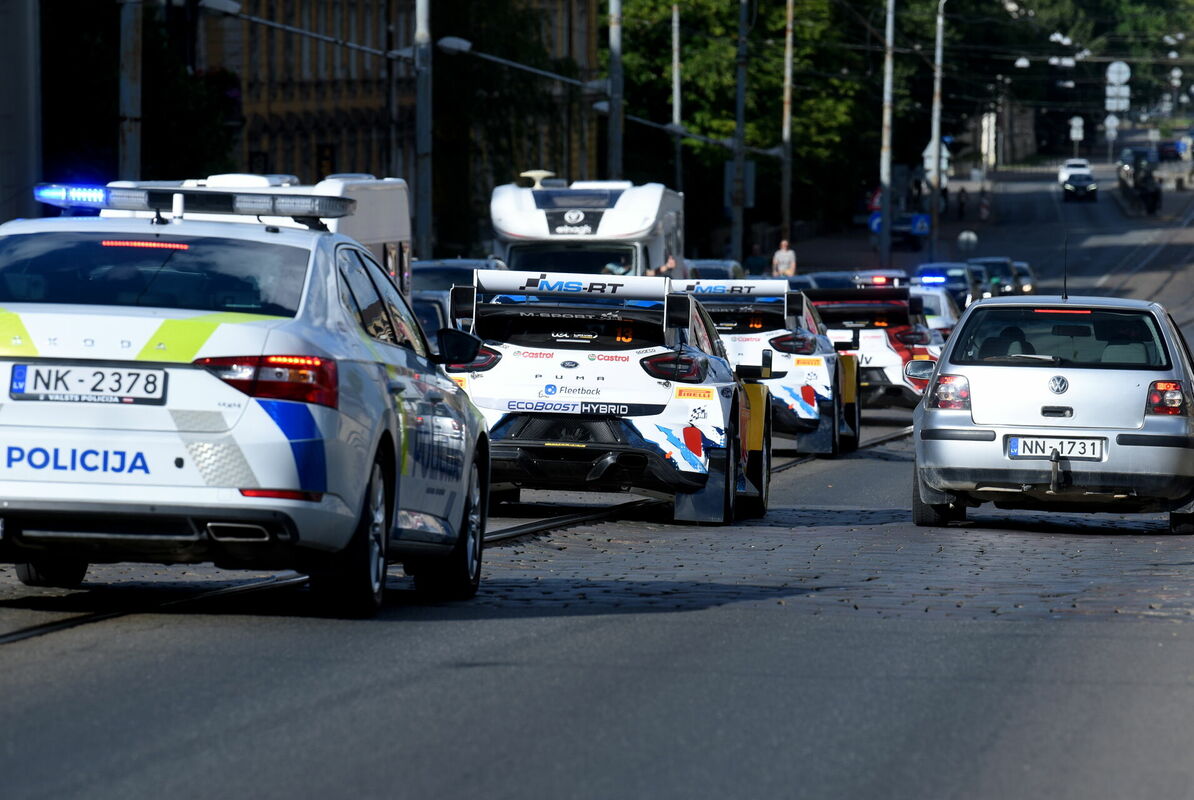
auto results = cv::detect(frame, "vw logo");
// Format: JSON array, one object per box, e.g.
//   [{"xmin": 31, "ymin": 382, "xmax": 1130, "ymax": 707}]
[
  {"xmin": 1048, "ymin": 375, "xmax": 1069, "ymax": 395},
  {"xmin": 560, "ymin": 361, "xmax": 579, "ymax": 368},
  {"xmin": 563, "ymin": 209, "xmax": 586, "ymax": 224}
]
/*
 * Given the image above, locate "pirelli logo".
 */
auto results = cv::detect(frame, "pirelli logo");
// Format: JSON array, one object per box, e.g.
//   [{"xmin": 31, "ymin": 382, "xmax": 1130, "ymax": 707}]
[{"xmin": 675, "ymin": 387, "xmax": 715, "ymax": 400}]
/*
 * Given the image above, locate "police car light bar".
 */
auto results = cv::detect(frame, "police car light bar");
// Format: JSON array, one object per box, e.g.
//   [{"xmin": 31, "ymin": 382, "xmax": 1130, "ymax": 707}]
[
  {"xmin": 920, "ymin": 275, "xmax": 947, "ymax": 284},
  {"xmin": 673, "ymin": 279, "xmax": 790, "ymax": 300},
  {"xmin": 34, "ymin": 183, "xmax": 355, "ymax": 219},
  {"xmin": 476, "ymin": 270, "xmax": 669, "ymax": 301}
]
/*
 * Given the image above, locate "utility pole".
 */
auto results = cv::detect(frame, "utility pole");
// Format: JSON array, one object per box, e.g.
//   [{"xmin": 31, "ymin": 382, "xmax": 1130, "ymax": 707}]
[
  {"xmin": 608, "ymin": 0, "xmax": 624, "ymax": 179},
  {"xmin": 672, "ymin": 4, "xmax": 682, "ymax": 191},
  {"xmin": 118, "ymin": 0, "xmax": 142, "ymax": 179},
  {"xmin": 928, "ymin": 0, "xmax": 946, "ymax": 262},
  {"xmin": 414, "ymin": 0, "xmax": 432, "ymax": 257},
  {"xmin": 730, "ymin": 0, "xmax": 748, "ymax": 263},
  {"xmin": 781, "ymin": 0, "xmax": 794, "ymax": 243},
  {"xmin": 879, "ymin": 0, "xmax": 895, "ymax": 268}
]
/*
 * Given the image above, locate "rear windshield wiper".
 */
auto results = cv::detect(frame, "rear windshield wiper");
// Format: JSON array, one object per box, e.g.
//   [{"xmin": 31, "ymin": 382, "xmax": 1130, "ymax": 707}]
[{"xmin": 982, "ymin": 353, "xmax": 1060, "ymax": 363}]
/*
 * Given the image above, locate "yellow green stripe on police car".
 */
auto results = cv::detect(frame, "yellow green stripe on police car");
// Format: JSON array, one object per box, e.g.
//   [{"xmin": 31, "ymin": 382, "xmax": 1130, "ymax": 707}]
[{"xmin": 135, "ymin": 312, "xmax": 281, "ymax": 362}]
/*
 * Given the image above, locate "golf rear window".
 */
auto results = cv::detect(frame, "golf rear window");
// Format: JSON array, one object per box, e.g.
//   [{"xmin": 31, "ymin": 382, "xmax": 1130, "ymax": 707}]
[
  {"xmin": 952, "ymin": 307, "xmax": 1170, "ymax": 368},
  {"xmin": 816, "ymin": 302, "xmax": 910, "ymax": 329},
  {"xmin": 475, "ymin": 307, "xmax": 666, "ymax": 350},
  {"xmin": 0, "ymin": 232, "xmax": 309, "ymax": 316}
]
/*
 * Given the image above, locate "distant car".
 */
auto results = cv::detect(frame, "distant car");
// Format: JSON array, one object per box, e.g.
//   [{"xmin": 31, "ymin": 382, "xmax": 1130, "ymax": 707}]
[
  {"xmin": 787, "ymin": 275, "xmax": 816, "ymax": 290},
  {"xmin": 891, "ymin": 213, "xmax": 924, "ymax": 250},
  {"xmin": 911, "ymin": 286, "xmax": 962, "ymax": 340},
  {"xmin": 1062, "ymin": 171, "xmax": 1097, "ymax": 202},
  {"xmin": 1012, "ymin": 261, "xmax": 1037, "ymax": 295},
  {"xmin": 968, "ymin": 257, "xmax": 1019, "ymax": 295},
  {"xmin": 687, "ymin": 260, "xmax": 746, "ymax": 280},
  {"xmin": 800, "ymin": 271, "xmax": 857, "ymax": 289},
  {"xmin": 806, "ymin": 287, "xmax": 937, "ymax": 408},
  {"xmin": 913, "ymin": 262, "xmax": 982, "ymax": 308},
  {"xmin": 853, "ymin": 269, "xmax": 909, "ymax": 288},
  {"xmin": 910, "ymin": 294, "xmax": 1194, "ymax": 534},
  {"xmin": 1058, "ymin": 158, "xmax": 1090, "ymax": 184}
]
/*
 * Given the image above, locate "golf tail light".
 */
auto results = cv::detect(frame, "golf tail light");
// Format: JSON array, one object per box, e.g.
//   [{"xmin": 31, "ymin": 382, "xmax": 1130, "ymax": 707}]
[
  {"xmin": 929, "ymin": 374, "xmax": 970, "ymax": 410},
  {"xmin": 195, "ymin": 355, "xmax": 338, "ymax": 408},
  {"xmin": 640, "ymin": 352, "xmax": 709, "ymax": 383},
  {"xmin": 1147, "ymin": 380, "xmax": 1186, "ymax": 415},
  {"xmin": 447, "ymin": 345, "xmax": 502, "ymax": 373},
  {"xmin": 768, "ymin": 332, "xmax": 818, "ymax": 355}
]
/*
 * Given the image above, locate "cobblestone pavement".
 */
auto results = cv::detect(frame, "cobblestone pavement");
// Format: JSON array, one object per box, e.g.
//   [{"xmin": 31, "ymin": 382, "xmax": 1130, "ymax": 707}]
[{"xmin": 477, "ymin": 437, "xmax": 1194, "ymax": 623}]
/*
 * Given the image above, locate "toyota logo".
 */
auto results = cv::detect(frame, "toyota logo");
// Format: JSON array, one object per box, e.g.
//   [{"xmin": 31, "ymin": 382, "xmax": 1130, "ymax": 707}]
[
  {"xmin": 1048, "ymin": 375, "xmax": 1069, "ymax": 394},
  {"xmin": 563, "ymin": 209, "xmax": 586, "ymax": 224}
]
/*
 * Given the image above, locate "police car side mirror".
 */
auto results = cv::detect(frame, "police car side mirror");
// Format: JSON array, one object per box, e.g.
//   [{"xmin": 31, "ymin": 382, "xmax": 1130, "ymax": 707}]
[
  {"xmin": 665, "ymin": 293, "xmax": 691, "ymax": 328},
  {"xmin": 434, "ymin": 328, "xmax": 482, "ymax": 365}
]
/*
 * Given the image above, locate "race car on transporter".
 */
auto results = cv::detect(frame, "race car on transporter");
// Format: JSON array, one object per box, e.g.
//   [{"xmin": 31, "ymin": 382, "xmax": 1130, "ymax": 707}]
[
  {"xmin": 805, "ymin": 287, "xmax": 937, "ymax": 408},
  {"xmin": 0, "ymin": 182, "xmax": 491, "ymax": 616},
  {"xmin": 447, "ymin": 270, "xmax": 772, "ymax": 522},
  {"xmin": 675, "ymin": 279, "xmax": 861, "ymax": 455}
]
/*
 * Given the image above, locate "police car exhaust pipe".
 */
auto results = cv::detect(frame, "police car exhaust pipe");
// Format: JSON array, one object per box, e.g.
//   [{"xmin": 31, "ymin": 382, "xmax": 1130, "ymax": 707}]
[{"xmin": 207, "ymin": 523, "xmax": 271, "ymax": 542}]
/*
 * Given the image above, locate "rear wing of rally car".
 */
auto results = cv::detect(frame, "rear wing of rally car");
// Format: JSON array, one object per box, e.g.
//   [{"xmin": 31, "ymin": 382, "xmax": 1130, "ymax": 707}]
[
  {"xmin": 449, "ymin": 269, "xmax": 694, "ymax": 331},
  {"xmin": 673, "ymin": 278, "xmax": 807, "ymax": 319}
]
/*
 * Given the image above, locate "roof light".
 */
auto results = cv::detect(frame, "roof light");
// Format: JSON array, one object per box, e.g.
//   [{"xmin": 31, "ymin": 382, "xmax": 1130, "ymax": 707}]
[
  {"xmin": 33, "ymin": 183, "xmax": 354, "ymax": 219},
  {"xmin": 921, "ymin": 275, "xmax": 947, "ymax": 284}
]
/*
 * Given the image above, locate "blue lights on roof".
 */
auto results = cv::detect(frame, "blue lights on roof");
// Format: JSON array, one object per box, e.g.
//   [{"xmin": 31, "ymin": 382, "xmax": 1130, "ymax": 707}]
[
  {"xmin": 33, "ymin": 184, "xmax": 108, "ymax": 207},
  {"xmin": 921, "ymin": 275, "xmax": 947, "ymax": 284}
]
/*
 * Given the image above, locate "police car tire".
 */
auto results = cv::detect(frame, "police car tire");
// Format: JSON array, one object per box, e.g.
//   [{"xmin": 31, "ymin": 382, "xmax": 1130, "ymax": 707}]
[
  {"xmin": 310, "ymin": 460, "xmax": 389, "ymax": 617},
  {"xmin": 911, "ymin": 467, "xmax": 952, "ymax": 527},
  {"xmin": 414, "ymin": 459, "xmax": 484, "ymax": 600},
  {"xmin": 15, "ymin": 557, "xmax": 88, "ymax": 589}
]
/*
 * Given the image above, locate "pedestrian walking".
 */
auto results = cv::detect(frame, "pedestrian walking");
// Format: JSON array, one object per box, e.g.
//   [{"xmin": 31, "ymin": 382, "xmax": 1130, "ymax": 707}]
[{"xmin": 771, "ymin": 240, "xmax": 797, "ymax": 277}]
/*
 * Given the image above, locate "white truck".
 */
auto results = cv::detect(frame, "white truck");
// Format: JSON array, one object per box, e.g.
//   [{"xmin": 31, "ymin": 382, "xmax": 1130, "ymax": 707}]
[
  {"xmin": 489, "ymin": 170, "xmax": 687, "ymax": 278},
  {"xmin": 102, "ymin": 173, "xmax": 414, "ymax": 297}
]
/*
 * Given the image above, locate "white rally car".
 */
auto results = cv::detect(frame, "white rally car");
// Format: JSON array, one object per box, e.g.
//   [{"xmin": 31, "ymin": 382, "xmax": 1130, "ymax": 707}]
[
  {"xmin": 447, "ymin": 270, "xmax": 771, "ymax": 523},
  {"xmin": 675, "ymin": 279, "xmax": 861, "ymax": 455},
  {"xmin": 0, "ymin": 183, "xmax": 490, "ymax": 616},
  {"xmin": 806, "ymin": 287, "xmax": 937, "ymax": 409}
]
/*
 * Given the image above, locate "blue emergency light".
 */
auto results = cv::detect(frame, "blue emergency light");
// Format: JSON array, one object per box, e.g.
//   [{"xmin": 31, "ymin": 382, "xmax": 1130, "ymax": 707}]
[
  {"xmin": 921, "ymin": 275, "xmax": 947, "ymax": 284},
  {"xmin": 33, "ymin": 182, "xmax": 355, "ymax": 219}
]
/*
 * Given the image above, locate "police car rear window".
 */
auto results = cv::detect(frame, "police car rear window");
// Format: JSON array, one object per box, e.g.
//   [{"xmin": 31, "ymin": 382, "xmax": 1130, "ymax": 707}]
[
  {"xmin": 708, "ymin": 309, "xmax": 788, "ymax": 334},
  {"xmin": 816, "ymin": 303, "xmax": 910, "ymax": 329},
  {"xmin": 475, "ymin": 308, "xmax": 665, "ymax": 350},
  {"xmin": 0, "ymin": 233, "xmax": 309, "ymax": 316}
]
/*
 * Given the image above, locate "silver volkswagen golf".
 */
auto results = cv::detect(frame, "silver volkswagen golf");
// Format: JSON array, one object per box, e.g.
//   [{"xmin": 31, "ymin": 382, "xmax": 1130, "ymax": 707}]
[{"xmin": 909, "ymin": 295, "xmax": 1194, "ymax": 533}]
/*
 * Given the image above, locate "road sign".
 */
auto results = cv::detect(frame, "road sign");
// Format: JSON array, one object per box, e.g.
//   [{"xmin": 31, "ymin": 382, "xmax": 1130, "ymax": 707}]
[
  {"xmin": 1105, "ymin": 98, "xmax": 1130, "ymax": 112},
  {"xmin": 868, "ymin": 211, "xmax": 883, "ymax": 234},
  {"xmin": 1106, "ymin": 128, "xmax": 1118, "ymax": 142},
  {"xmin": 1105, "ymin": 85, "xmax": 1130, "ymax": 99},
  {"xmin": 910, "ymin": 214, "xmax": 930, "ymax": 236},
  {"xmin": 1148, "ymin": 128, "xmax": 1161, "ymax": 142},
  {"xmin": 1104, "ymin": 114, "xmax": 1120, "ymax": 129},
  {"xmin": 1106, "ymin": 61, "xmax": 1131, "ymax": 85},
  {"xmin": 1172, "ymin": 67, "xmax": 1184, "ymax": 80},
  {"xmin": 956, "ymin": 230, "xmax": 978, "ymax": 252},
  {"xmin": 1069, "ymin": 116, "xmax": 1085, "ymax": 127}
]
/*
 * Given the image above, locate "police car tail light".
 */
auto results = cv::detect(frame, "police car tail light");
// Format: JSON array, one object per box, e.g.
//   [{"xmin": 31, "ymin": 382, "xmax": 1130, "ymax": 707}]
[
  {"xmin": 768, "ymin": 332, "xmax": 818, "ymax": 355},
  {"xmin": 194, "ymin": 355, "xmax": 338, "ymax": 408},
  {"xmin": 928, "ymin": 374, "xmax": 970, "ymax": 410},
  {"xmin": 639, "ymin": 352, "xmax": 709, "ymax": 383},
  {"xmin": 446, "ymin": 346, "xmax": 502, "ymax": 373},
  {"xmin": 1147, "ymin": 380, "xmax": 1186, "ymax": 416}
]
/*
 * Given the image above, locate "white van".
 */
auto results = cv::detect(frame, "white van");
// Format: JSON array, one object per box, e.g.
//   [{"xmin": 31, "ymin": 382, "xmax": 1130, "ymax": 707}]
[
  {"xmin": 489, "ymin": 171, "xmax": 687, "ymax": 278},
  {"xmin": 103, "ymin": 173, "xmax": 414, "ymax": 296}
]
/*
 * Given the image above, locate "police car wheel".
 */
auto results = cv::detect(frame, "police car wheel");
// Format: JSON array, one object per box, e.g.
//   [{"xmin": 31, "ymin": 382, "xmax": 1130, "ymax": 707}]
[
  {"xmin": 311, "ymin": 460, "xmax": 389, "ymax": 617},
  {"xmin": 15, "ymin": 557, "xmax": 88, "ymax": 589},
  {"xmin": 414, "ymin": 460, "xmax": 484, "ymax": 600}
]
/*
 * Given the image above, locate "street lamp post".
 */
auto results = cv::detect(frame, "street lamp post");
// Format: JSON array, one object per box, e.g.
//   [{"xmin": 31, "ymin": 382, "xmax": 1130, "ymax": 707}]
[
  {"xmin": 928, "ymin": 0, "xmax": 946, "ymax": 262},
  {"xmin": 731, "ymin": 0, "xmax": 748, "ymax": 263},
  {"xmin": 879, "ymin": 0, "xmax": 895, "ymax": 268},
  {"xmin": 781, "ymin": 0, "xmax": 794, "ymax": 243},
  {"xmin": 608, "ymin": 0, "xmax": 624, "ymax": 179}
]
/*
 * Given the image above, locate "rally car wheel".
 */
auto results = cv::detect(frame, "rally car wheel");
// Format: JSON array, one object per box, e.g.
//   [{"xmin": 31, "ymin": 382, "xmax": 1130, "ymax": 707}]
[
  {"xmin": 414, "ymin": 459, "xmax": 485, "ymax": 600},
  {"xmin": 911, "ymin": 466, "xmax": 953, "ymax": 527},
  {"xmin": 15, "ymin": 557, "xmax": 88, "ymax": 589},
  {"xmin": 310, "ymin": 460, "xmax": 389, "ymax": 617},
  {"xmin": 841, "ymin": 367, "xmax": 862, "ymax": 453},
  {"xmin": 824, "ymin": 378, "xmax": 843, "ymax": 458},
  {"xmin": 719, "ymin": 421, "xmax": 739, "ymax": 525},
  {"xmin": 739, "ymin": 423, "xmax": 771, "ymax": 519}
]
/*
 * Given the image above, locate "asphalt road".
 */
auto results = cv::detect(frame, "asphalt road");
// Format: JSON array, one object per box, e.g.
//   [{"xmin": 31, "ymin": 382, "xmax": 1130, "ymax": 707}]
[{"xmin": 7, "ymin": 163, "xmax": 1194, "ymax": 799}]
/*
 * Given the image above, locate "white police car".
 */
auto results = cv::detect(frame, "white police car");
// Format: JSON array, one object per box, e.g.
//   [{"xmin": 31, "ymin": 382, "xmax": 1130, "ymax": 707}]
[
  {"xmin": 0, "ymin": 183, "xmax": 490, "ymax": 616},
  {"xmin": 447, "ymin": 270, "xmax": 771, "ymax": 522},
  {"xmin": 676, "ymin": 279, "xmax": 861, "ymax": 455}
]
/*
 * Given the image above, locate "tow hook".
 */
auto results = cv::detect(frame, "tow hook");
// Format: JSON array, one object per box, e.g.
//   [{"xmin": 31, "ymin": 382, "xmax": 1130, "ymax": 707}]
[{"xmin": 1047, "ymin": 449, "xmax": 1062, "ymax": 494}]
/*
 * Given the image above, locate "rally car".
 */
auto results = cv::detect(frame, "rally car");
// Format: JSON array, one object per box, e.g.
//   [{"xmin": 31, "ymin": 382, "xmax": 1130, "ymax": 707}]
[
  {"xmin": 0, "ymin": 182, "xmax": 491, "ymax": 616},
  {"xmin": 674, "ymin": 279, "xmax": 860, "ymax": 455},
  {"xmin": 447, "ymin": 270, "xmax": 771, "ymax": 523},
  {"xmin": 805, "ymin": 287, "xmax": 936, "ymax": 408}
]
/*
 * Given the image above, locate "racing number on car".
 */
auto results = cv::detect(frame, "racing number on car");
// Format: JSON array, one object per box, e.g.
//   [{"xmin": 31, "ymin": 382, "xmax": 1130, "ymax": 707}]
[{"xmin": 616, "ymin": 326, "xmax": 633, "ymax": 343}]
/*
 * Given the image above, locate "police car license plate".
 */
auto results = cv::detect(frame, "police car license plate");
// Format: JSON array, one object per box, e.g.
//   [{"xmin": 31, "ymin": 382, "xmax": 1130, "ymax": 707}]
[
  {"xmin": 9, "ymin": 364, "xmax": 167, "ymax": 405},
  {"xmin": 1008, "ymin": 436, "xmax": 1103, "ymax": 461}
]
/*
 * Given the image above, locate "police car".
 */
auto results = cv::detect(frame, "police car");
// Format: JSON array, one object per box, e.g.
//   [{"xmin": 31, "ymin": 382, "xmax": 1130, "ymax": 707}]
[
  {"xmin": 447, "ymin": 270, "xmax": 771, "ymax": 522},
  {"xmin": 806, "ymin": 287, "xmax": 936, "ymax": 408},
  {"xmin": 0, "ymin": 183, "xmax": 490, "ymax": 616},
  {"xmin": 675, "ymin": 280, "xmax": 860, "ymax": 455}
]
